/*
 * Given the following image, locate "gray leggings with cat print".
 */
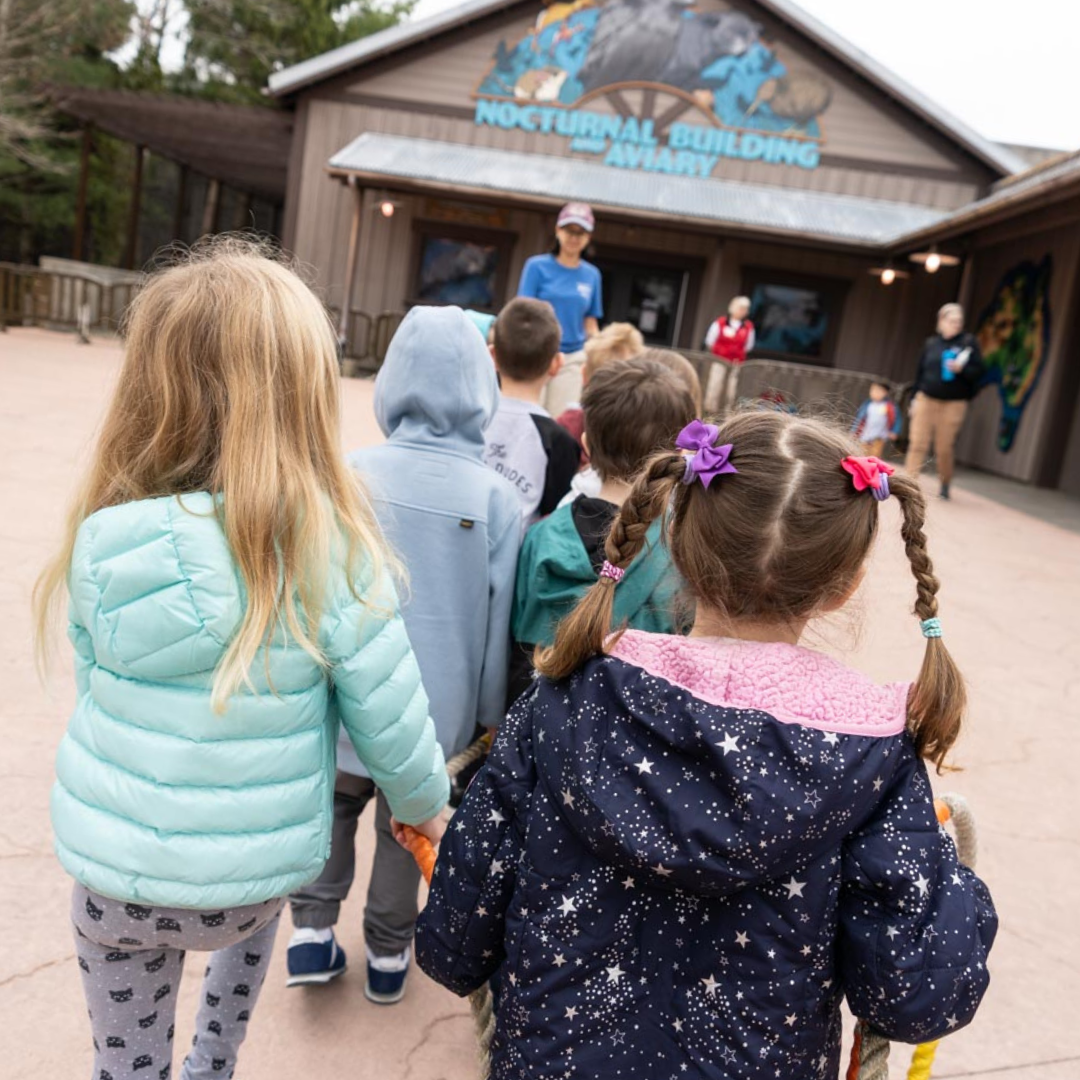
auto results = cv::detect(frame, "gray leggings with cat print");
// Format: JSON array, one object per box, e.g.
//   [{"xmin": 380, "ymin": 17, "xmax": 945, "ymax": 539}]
[{"xmin": 71, "ymin": 883, "xmax": 283, "ymax": 1080}]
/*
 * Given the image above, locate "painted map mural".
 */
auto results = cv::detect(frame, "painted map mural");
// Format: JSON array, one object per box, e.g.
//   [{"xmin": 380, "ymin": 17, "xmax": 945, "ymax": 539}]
[{"xmin": 975, "ymin": 256, "xmax": 1053, "ymax": 453}]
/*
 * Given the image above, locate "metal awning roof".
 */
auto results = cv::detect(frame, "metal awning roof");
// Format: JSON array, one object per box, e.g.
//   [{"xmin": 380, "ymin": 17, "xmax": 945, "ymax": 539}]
[
  {"xmin": 328, "ymin": 132, "xmax": 948, "ymax": 247},
  {"xmin": 52, "ymin": 89, "xmax": 293, "ymax": 203},
  {"xmin": 894, "ymin": 149, "xmax": 1080, "ymax": 250},
  {"xmin": 272, "ymin": 0, "xmax": 1024, "ymax": 177}
]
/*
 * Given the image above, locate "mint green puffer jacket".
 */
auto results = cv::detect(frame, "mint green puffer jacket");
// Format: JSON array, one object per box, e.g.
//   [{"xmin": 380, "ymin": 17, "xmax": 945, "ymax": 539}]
[{"xmin": 52, "ymin": 493, "xmax": 449, "ymax": 910}]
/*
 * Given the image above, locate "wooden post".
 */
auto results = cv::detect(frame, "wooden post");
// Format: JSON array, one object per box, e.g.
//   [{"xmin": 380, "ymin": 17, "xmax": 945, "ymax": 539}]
[
  {"xmin": 338, "ymin": 177, "xmax": 365, "ymax": 352},
  {"xmin": 201, "ymin": 178, "xmax": 220, "ymax": 237},
  {"xmin": 72, "ymin": 125, "xmax": 92, "ymax": 262},
  {"xmin": 173, "ymin": 164, "xmax": 189, "ymax": 243},
  {"xmin": 123, "ymin": 145, "xmax": 145, "ymax": 270},
  {"xmin": 236, "ymin": 190, "xmax": 253, "ymax": 230},
  {"xmin": 956, "ymin": 249, "xmax": 975, "ymax": 314}
]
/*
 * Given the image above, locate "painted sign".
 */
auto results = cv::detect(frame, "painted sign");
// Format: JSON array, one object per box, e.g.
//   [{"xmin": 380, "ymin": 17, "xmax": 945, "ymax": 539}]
[
  {"xmin": 474, "ymin": 0, "xmax": 831, "ymax": 175},
  {"xmin": 975, "ymin": 256, "xmax": 1052, "ymax": 453}
]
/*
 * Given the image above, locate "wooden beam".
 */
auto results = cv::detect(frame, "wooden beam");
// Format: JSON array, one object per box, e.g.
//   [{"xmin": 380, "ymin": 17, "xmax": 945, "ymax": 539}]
[
  {"xmin": 236, "ymin": 190, "xmax": 253, "ymax": 230},
  {"xmin": 173, "ymin": 164, "xmax": 189, "ymax": 242},
  {"xmin": 72, "ymin": 125, "xmax": 92, "ymax": 262},
  {"xmin": 123, "ymin": 145, "xmax": 145, "ymax": 270},
  {"xmin": 338, "ymin": 178, "xmax": 365, "ymax": 351},
  {"xmin": 201, "ymin": 178, "xmax": 220, "ymax": 237}
]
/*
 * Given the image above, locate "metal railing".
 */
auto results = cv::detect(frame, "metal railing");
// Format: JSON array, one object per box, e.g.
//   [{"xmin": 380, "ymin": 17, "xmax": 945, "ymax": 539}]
[{"xmin": 330, "ymin": 307, "xmax": 405, "ymax": 374}]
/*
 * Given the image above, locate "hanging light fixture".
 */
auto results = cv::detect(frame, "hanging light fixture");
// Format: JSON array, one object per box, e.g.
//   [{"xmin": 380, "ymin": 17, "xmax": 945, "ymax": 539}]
[
  {"xmin": 868, "ymin": 262, "xmax": 909, "ymax": 285},
  {"xmin": 379, "ymin": 199, "xmax": 396, "ymax": 218},
  {"xmin": 909, "ymin": 246, "xmax": 960, "ymax": 273}
]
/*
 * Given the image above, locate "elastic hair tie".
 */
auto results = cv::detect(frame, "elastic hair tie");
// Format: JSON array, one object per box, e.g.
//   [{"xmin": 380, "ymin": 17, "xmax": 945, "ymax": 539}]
[
  {"xmin": 841, "ymin": 455, "xmax": 895, "ymax": 501},
  {"xmin": 599, "ymin": 560, "xmax": 625, "ymax": 584},
  {"xmin": 920, "ymin": 617, "xmax": 942, "ymax": 639}
]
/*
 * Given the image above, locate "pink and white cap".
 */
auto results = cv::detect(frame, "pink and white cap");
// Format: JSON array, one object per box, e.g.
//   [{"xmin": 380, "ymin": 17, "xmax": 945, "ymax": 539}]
[{"xmin": 557, "ymin": 202, "xmax": 595, "ymax": 232}]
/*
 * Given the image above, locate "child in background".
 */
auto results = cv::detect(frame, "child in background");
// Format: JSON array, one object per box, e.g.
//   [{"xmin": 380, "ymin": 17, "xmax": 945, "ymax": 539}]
[
  {"xmin": 638, "ymin": 346, "xmax": 704, "ymax": 414},
  {"xmin": 852, "ymin": 379, "xmax": 902, "ymax": 457},
  {"xmin": 555, "ymin": 322, "xmax": 645, "ymax": 452},
  {"xmin": 286, "ymin": 307, "xmax": 520, "ymax": 1003},
  {"xmin": 483, "ymin": 297, "xmax": 581, "ymax": 530},
  {"xmin": 418, "ymin": 409, "xmax": 997, "ymax": 1080},
  {"xmin": 559, "ymin": 346, "xmax": 703, "ymax": 507},
  {"xmin": 35, "ymin": 242, "xmax": 448, "ymax": 1080},
  {"xmin": 508, "ymin": 357, "xmax": 694, "ymax": 700}
]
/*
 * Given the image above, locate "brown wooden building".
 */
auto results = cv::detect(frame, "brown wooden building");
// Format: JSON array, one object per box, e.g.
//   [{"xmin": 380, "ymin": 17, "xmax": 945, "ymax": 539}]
[{"xmin": 266, "ymin": 0, "xmax": 1079, "ymax": 493}]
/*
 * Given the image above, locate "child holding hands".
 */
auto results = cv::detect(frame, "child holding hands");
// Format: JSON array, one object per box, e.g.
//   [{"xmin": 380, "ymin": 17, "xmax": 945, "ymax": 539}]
[
  {"xmin": 36, "ymin": 241, "xmax": 448, "ymax": 1080},
  {"xmin": 417, "ymin": 412, "xmax": 997, "ymax": 1079}
]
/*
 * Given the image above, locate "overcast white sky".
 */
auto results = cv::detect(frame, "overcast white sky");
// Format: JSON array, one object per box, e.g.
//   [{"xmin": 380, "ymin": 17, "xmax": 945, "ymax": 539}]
[{"xmin": 146, "ymin": 0, "xmax": 1079, "ymax": 150}]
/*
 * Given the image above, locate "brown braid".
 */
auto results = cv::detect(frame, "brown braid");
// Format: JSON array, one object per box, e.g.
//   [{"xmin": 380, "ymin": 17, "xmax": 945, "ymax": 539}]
[
  {"xmin": 890, "ymin": 472, "xmax": 966, "ymax": 771},
  {"xmin": 537, "ymin": 408, "xmax": 967, "ymax": 773},
  {"xmin": 535, "ymin": 454, "xmax": 685, "ymax": 681}
]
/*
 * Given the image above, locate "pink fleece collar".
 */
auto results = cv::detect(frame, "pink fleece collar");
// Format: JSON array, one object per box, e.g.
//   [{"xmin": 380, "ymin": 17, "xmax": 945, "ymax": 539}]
[{"xmin": 608, "ymin": 631, "xmax": 909, "ymax": 737}]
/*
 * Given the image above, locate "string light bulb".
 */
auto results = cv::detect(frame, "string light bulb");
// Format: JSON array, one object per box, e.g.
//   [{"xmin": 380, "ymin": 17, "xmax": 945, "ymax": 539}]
[
  {"xmin": 380, "ymin": 200, "xmax": 396, "ymax": 218},
  {"xmin": 925, "ymin": 251, "xmax": 941, "ymax": 274},
  {"xmin": 880, "ymin": 267, "xmax": 896, "ymax": 285}
]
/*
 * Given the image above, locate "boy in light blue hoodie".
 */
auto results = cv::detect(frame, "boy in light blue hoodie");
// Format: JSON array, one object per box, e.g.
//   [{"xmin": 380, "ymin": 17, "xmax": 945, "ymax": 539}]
[{"xmin": 286, "ymin": 307, "xmax": 520, "ymax": 1003}]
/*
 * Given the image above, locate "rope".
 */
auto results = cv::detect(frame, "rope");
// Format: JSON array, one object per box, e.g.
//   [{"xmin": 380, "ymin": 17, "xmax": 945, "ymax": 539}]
[
  {"xmin": 907, "ymin": 1040, "xmax": 941, "ymax": 1080},
  {"xmin": 403, "ymin": 734, "xmax": 495, "ymax": 1079},
  {"xmin": 852, "ymin": 795, "xmax": 979, "ymax": 1080}
]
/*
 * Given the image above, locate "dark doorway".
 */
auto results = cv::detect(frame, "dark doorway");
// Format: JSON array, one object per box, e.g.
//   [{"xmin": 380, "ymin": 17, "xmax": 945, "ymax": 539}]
[{"xmin": 594, "ymin": 248, "xmax": 703, "ymax": 348}]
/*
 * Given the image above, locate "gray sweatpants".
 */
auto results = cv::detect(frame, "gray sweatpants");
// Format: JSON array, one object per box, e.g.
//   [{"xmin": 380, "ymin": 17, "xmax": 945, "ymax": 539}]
[
  {"xmin": 71, "ymin": 883, "xmax": 282, "ymax": 1080},
  {"xmin": 288, "ymin": 772, "xmax": 421, "ymax": 957}
]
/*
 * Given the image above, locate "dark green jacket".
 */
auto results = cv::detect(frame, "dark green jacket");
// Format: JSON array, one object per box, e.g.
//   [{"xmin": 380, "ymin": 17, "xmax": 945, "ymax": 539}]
[{"xmin": 512, "ymin": 502, "xmax": 681, "ymax": 649}]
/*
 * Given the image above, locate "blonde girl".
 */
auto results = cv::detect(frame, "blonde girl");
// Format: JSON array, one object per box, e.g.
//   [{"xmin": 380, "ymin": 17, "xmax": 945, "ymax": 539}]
[
  {"xmin": 35, "ymin": 240, "xmax": 448, "ymax": 1080},
  {"xmin": 416, "ymin": 410, "xmax": 996, "ymax": 1080}
]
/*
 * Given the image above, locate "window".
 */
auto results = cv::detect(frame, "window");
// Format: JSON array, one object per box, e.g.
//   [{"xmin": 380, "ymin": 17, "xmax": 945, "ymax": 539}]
[
  {"xmin": 409, "ymin": 221, "xmax": 514, "ymax": 313},
  {"xmin": 741, "ymin": 268, "xmax": 848, "ymax": 365}
]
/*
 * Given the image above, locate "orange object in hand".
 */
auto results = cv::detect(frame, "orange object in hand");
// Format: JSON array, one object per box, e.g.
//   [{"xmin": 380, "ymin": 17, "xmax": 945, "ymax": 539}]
[{"xmin": 402, "ymin": 825, "xmax": 437, "ymax": 885}]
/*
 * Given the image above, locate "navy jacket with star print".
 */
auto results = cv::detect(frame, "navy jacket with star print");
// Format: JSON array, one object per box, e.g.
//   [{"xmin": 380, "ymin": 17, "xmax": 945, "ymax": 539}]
[{"xmin": 416, "ymin": 632, "xmax": 997, "ymax": 1079}]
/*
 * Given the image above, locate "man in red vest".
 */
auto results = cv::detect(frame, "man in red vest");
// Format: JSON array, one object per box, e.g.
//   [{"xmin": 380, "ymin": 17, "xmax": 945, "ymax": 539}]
[{"xmin": 705, "ymin": 295, "xmax": 755, "ymax": 364}]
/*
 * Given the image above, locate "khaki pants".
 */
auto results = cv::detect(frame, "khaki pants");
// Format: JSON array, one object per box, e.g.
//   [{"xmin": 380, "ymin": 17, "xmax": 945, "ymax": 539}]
[{"xmin": 904, "ymin": 394, "xmax": 968, "ymax": 485}]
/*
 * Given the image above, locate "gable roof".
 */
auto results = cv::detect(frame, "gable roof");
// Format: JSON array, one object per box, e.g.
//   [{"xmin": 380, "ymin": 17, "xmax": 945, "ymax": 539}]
[
  {"xmin": 267, "ymin": 0, "xmax": 1025, "ymax": 177},
  {"xmin": 891, "ymin": 148, "xmax": 1080, "ymax": 250},
  {"xmin": 52, "ymin": 88, "xmax": 292, "ymax": 203}
]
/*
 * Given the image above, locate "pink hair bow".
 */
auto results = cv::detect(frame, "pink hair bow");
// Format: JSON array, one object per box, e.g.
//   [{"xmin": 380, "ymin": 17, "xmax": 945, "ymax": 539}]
[
  {"xmin": 676, "ymin": 419, "xmax": 737, "ymax": 489},
  {"xmin": 841, "ymin": 455, "xmax": 895, "ymax": 500}
]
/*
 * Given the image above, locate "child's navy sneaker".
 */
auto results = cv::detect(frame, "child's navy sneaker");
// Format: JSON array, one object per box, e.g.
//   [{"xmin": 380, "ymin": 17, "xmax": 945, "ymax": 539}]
[
  {"xmin": 286, "ymin": 928, "xmax": 346, "ymax": 987},
  {"xmin": 364, "ymin": 945, "xmax": 410, "ymax": 1005}
]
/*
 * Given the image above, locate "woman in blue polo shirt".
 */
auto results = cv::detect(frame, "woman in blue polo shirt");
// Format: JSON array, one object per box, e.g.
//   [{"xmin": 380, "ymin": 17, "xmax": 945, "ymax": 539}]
[{"xmin": 518, "ymin": 202, "xmax": 604, "ymax": 417}]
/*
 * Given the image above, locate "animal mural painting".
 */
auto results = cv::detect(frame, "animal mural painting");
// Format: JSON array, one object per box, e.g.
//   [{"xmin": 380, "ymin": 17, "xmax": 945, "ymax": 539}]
[
  {"xmin": 974, "ymin": 256, "xmax": 1052, "ymax": 452},
  {"xmin": 476, "ymin": 0, "xmax": 831, "ymax": 140}
]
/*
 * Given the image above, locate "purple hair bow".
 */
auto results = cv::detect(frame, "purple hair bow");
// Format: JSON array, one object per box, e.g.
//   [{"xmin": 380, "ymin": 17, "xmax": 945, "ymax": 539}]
[{"xmin": 676, "ymin": 419, "xmax": 737, "ymax": 489}]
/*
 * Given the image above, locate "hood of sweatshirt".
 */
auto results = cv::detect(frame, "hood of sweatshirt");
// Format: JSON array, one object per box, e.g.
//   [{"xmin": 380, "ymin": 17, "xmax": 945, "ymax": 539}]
[
  {"xmin": 374, "ymin": 305, "xmax": 498, "ymax": 457},
  {"xmin": 533, "ymin": 631, "xmax": 911, "ymax": 897}
]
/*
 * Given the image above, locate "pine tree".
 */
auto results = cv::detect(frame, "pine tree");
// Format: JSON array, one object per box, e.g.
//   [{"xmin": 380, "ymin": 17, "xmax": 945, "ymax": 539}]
[{"xmin": 179, "ymin": 0, "xmax": 415, "ymax": 105}]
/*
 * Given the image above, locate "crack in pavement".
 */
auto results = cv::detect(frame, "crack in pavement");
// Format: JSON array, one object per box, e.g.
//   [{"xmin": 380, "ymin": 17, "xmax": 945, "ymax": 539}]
[
  {"xmin": 0, "ymin": 953, "xmax": 75, "ymax": 990},
  {"xmin": 401, "ymin": 1011, "xmax": 470, "ymax": 1080}
]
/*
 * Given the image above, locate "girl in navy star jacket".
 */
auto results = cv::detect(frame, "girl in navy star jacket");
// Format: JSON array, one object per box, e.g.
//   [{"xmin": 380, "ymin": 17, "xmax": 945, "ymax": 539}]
[{"xmin": 416, "ymin": 410, "xmax": 997, "ymax": 1080}]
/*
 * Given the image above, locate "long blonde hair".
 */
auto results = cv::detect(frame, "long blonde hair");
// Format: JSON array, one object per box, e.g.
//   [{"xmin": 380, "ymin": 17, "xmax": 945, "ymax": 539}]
[
  {"xmin": 34, "ymin": 237, "xmax": 390, "ymax": 711},
  {"xmin": 537, "ymin": 410, "xmax": 965, "ymax": 771}
]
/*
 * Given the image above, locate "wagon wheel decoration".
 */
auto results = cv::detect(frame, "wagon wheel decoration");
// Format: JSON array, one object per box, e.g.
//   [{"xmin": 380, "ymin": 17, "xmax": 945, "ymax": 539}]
[{"xmin": 574, "ymin": 81, "xmax": 719, "ymax": 138}]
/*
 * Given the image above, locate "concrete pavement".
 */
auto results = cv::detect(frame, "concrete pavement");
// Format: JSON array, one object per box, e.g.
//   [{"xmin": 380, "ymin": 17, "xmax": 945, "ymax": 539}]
[{"xmin": 2, "ymin": 328, "xmax": 1077, "ymax": 1079}]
